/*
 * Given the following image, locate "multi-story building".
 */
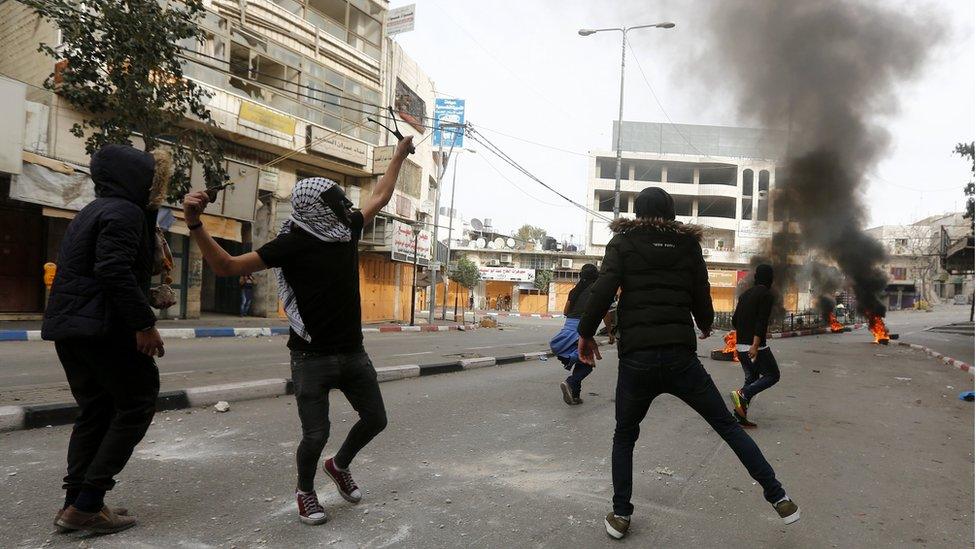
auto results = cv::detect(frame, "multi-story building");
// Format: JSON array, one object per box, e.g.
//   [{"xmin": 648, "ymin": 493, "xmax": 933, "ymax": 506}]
[
  {"xmin": 584, "ymin": 120, "xmax": 795, "ymax": 311},
  {"xmin": 867, "ymin": 212, "xmax": 974, "ymax": 309},
  {"xmin": 0, "ymin": 0, "xmax": 439, "ymax": 322}
]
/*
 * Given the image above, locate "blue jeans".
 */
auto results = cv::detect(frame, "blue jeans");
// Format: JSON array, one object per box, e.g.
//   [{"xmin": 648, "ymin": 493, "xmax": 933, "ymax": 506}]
[
  {"xmin": 565, "ymin": 361, "xmax": 594, "ymax": 398},
  {"xmin": 612, "ymin": 346, "xmax": 785, "ymax": 516},
  {"xmin": 739, "ymin": 348, "xmax": 780, "ymax": 401},
  {"xmin": 240, "ymin": 287, "xmax": 253, "ymax": 316}
]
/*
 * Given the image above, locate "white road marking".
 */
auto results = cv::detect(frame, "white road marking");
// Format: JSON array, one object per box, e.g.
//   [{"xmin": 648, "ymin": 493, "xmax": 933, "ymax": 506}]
[
  {"xmin": 390, "ymin": 351, "xmax": 434, "ymax": 357},
  {"xmin": 159, "ymin": 370, "xmax": 196, "ymax": 377}
]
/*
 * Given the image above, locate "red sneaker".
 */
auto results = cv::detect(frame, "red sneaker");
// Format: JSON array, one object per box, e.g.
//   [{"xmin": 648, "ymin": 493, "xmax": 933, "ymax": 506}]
[
  {"xmin": 296, "ymin": 491, "xmax": 328, "ymax": 525},
  {"xmin": 323, "ymin": 457, "xmax": 362, "ymax": 503}
]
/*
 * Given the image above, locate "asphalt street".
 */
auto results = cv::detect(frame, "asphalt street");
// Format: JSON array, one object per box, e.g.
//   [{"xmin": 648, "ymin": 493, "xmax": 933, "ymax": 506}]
[
  {"xmin": 1, "ymin": 326, "xmax": 972, "ymax": 548},
  {"xmin": 883, "ymin": 305, "xmax": 974, "ymax": 364},
  {"xmin": 0, "ymin": 317, "xmax": 563, "ymax": 406}
]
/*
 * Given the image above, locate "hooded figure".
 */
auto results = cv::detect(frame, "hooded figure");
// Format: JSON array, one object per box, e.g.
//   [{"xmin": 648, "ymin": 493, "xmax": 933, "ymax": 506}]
[
  {"xmin": 43, "ymin": 144, "xmax": 172, "ymax": 339},
  {"xmin": 754, "ymin": 264, "xmax": 774, "ymax": 288},
  {"xmin": 42, "ymin": 144, "xmax": 173, "ymax": 534},
  {"xmin": 551, "ymin": 262, "xmax": 602, "ymax": 404}
]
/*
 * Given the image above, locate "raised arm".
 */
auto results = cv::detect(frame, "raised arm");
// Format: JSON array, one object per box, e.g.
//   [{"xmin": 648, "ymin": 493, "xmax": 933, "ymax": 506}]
[
  {"xmin": 360, "ymin": 136, "xmax": 414, "ymax": 226},
  {"xmin": 182, "ymin": 193, "xmax": 267, "ymax": 277}
]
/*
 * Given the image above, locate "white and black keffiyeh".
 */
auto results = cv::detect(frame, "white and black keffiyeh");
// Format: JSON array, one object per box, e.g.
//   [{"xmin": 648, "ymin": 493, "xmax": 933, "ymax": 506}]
[{"xmin": 276, "ymin": 177, "xmax": 351, "ymax": 341}]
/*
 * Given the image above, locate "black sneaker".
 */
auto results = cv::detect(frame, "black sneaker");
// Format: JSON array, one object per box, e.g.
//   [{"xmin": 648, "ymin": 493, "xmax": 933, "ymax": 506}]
[
  {"xmin": 773, "ymin": 497, "xmax": 800, "ymax": 525},
  {"xmin": 559, "ymin": 381, "xmax": 574, "ymax": 405},
  {"xmin": 604, "ymin": 512, "xmax": 630, "ymax": 539}
]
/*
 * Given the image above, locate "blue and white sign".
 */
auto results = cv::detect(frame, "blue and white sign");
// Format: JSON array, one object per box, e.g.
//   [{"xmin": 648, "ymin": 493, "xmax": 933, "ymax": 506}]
[{"xmin": 433, "ymin": 98, "xmax": 465, "ymax": 148}]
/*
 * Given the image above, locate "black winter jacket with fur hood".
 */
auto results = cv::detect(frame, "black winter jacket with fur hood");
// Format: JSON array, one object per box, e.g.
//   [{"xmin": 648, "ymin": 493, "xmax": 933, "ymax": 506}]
[{"xmin": 578, "ymin": 217, "xmax": 714, "ymax": 354}]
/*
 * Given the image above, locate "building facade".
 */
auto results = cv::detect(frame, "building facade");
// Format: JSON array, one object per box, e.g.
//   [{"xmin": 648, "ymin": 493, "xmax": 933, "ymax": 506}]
[
  {"xmin": 867, "ymin": 212, "xmax": 974, "ymax": 309},
  {"xmin": 0, "ymin": 0, "xmax": 439, "ymax": 322},
  {"xmin": 584, "ymin": 121, "xmax": 805, "ymax": 311}
]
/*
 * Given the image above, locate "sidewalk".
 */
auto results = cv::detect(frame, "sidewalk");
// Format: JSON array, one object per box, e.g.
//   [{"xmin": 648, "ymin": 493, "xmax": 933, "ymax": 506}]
[{"xmin": 0, "ymin": 314, "xmax": 477, "ymax": 342}]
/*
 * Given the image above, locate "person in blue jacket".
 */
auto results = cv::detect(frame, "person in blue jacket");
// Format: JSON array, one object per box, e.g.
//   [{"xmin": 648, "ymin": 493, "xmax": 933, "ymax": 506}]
[{"xmin": 550, "ymin": 263, "xmax": 600, "ymax": 405}]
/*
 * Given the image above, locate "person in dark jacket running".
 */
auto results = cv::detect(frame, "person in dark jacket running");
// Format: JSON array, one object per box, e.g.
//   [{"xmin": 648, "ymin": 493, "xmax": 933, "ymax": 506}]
[
  {"xmin": 550, "ymin": 263, "xmax": 599, "ymax": 405},
  {"xmin": 42, "ymin": 144, "xmax": 171, "ymax": 535},
  {"xmin": 729, "ymin": 264, "xmax": 780, "ymax": 425},
  {"xmin": 182, "ymin": 135, "xmax": 413, "ymax": 526},
  {"xmin": 576, "ymin": 187, "xmax": 799, "ymax": 540}
]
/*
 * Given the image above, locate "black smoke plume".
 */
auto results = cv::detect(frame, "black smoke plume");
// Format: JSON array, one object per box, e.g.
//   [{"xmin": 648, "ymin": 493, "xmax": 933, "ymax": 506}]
[{"xmin": 699, "ymin": 1, "xmax": 940, "ymax": 317}]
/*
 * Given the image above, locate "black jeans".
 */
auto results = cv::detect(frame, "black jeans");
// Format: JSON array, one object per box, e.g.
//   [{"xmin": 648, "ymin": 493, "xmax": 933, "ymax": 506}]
[
  {"xmin": 739, "ymin": 348, "xmax": 781, "ymax": 401},
  {"xmin": 613, "ymin": 346, "xmax": 785, "ymax": 516},
  {"xmin": 565, "ymin": 361, "xmax": 594, "ymax": 398},
  {"xmin": 291, "ymin": 350, "xmax": 387, "ymax": 492},
  {"xmin": 55, "ymin": 336, "xmax": 159, "ymax": 493}
]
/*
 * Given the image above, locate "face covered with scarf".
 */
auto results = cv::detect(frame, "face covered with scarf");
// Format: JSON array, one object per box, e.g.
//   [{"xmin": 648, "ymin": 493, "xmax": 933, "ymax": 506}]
[{"xmin": 285, "ymin": 177, "xmax": 355, "ymax": 242}]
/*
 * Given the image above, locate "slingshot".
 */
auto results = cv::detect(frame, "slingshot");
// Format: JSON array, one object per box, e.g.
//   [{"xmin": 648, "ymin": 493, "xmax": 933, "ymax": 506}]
[{"xmin": 368, "ymin": 107, "xmax": 417, "ymax": 154}]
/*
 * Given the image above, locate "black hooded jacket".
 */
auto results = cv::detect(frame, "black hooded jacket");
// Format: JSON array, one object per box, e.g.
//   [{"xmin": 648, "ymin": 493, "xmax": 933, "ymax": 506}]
[
  {"xmin": 42, "ymin": 145, "xmax": 162, "ymax": 340},
  {"xmin": 578, "ymin": 188, "xmax": 714, "ymax": 354},
  {"xmin": 731, "ymin": 265, "xmax": 775, "ymax": 348}
]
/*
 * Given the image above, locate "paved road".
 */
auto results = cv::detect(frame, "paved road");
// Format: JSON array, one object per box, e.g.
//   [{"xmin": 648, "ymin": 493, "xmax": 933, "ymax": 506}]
[
  {"xmin": 884, "ymin": 305, "xmax": 974, "ymax": 364},
  {"xmin": 1, "ymin": 329, "xmax": 972, "ymax": 548},
  {"xmin": 0, "ymin": 317, "xmax": 565, "ymax": 406}
]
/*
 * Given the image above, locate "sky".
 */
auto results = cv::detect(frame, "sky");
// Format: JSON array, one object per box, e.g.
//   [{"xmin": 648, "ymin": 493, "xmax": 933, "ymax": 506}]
[{"xmin": 393, "ymin": 0, "xmax": 975, "ymax": 243}]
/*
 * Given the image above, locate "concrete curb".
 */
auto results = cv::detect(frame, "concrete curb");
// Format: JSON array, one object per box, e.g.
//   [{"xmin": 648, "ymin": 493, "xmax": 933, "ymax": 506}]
[
  {"xmin": 0, "ymin": 324, "xmax": 477, "ymax": 343},
  {"xmin": 483, "ymin": 313, "xmax": 564, "ymax": 319},
  {"xmin": 1, "ymin": 350, "xmax": 555, "ymax": 432},
  {"xmin": 896, "ymin": 341, "xmax": 974, "ymax": 376}
]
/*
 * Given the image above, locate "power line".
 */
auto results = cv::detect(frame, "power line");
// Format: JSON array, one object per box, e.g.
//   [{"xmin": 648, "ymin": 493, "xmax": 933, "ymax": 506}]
[{"xmin": 474, "ymin": 151, "xmax": 575, "ymax": 209}]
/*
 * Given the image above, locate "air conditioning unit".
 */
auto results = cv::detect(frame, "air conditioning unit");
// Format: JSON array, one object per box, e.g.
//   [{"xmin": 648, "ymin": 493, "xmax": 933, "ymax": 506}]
[
  {"xmin": 757, "ymin": 190, "xmax": 769, "ymax": 199},
  {"xmin": 487, "ymin": 259, "xmax": 500, "ymax": 266},
  {"xmin": 560, "ymin": 258, "xmax": 573, "ymax": 269},
  {"xmin": 500, "ymin": 254, "xmax": 513, "ymax": 264},
  {"xmin": 702, "ymin": 248, "xmax": 711, "ymax": 256}
]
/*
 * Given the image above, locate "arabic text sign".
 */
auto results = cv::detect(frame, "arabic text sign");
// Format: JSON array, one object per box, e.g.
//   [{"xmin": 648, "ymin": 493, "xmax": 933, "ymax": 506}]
[
  {"xmin": 433, "ymin": 98, "xmax": 465, "ymax": 148},
  {"xmin": 478, "ymin": 266, "xmax": 535, "ymax": 282},
  {"xmin": 387, "ymin": 4, "xmax": 416, "ymax": 35},
  {"xmin": 392, "ymin": 220, "xmax": 431, "ymax": 263},
  {"xmin": 309, "ymin": 126, "xmax": 369, "ymax": 166}
]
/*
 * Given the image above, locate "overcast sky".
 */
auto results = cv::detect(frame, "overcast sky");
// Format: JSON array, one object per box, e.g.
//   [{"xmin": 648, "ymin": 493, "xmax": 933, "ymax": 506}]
[{"xmin": 393, "ymin": 0, "xmax": 975, "ymax": 243}]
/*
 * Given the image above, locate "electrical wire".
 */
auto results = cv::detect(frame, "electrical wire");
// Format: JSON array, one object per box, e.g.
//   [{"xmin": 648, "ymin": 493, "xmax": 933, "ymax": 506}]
[{"xmin": 474, "ymin": 151, "xmax": 574, "ymax": 209}]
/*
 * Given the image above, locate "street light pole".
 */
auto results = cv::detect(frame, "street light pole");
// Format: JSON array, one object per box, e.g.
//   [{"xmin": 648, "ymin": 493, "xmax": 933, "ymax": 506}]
[
  {"xmin": 409, "ymin": 226, "xmax": 419, "ymax": 326},
  {"xmin": 440, "ymin": 144, "xmax": 475, "ymax": 321},
  {"xmin": 579, "ymin": 22, "xmax": 675, "ymax": 220},
  {"xmin": 612, "ymin": 30, "xmax": 628, "ymax": 219}
]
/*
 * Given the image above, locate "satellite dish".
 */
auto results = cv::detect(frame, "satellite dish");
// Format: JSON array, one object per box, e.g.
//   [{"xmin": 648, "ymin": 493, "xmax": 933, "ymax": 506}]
[
  {"xmin": 506, "ymin": 238, "xmax": 515, "ymax": 248},
  {"xmin": 493, "ymin": 237, "xmax": 505, "ymax": 249},
  {"xmin": 476, "ymin": 238, "xmax": 486, "ymax": 249},
  {"xmin": 487, "ymin": 241, "xmax": 496, "ymax": 249},
  {"xmin": 470, "ymin": 218, "xmax": 484, "ymax": 231}
]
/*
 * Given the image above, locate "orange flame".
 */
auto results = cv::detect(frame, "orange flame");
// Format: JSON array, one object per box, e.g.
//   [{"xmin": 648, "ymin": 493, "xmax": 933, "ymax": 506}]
[
  {"xmin": 868, "ymin": 313, "xmax": 889, "ymax": 343},
  {"xmin": 723, "ymin": 330, "xmax": 739, "ymax": 361},
  {"xmin": 828, "ymin": 313, "xmax": 844, "ymax": 333}
]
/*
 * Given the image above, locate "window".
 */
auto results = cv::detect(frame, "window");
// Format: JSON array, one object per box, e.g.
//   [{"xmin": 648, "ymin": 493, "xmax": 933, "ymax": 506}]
[
  {"xmin": 521, "ymin": 254, "xmax": 552, "ymax": 270},
  {"xmin": 742, "ymin": 197, "xmax": 753, "ymax": 220},
  {"xmin": 890, "ymin": 267, "xmax": 907, "ymax": 280},
  {"xmin": 597, "ymin": 191, "xmax": 614, "ymax": 212},
  {"xmin": 895, "ymin": 238, "xmax": 908, "ymax": 247},
  {"xmin": 674, "ymin": 195, "xmax": 693, "ymax": 216},
  {"xmin": 697, "ymin": 196, "xmax": 736, "ymax": 219},
  {"xmin": 757, "ymin": 198, "xmax": 768, "ymax": 221},
  {"xmin": 597, "ymin": 157, "xmax": 616, "ymax": 179},
  {"xmin": 666, "ymin": 165, "xmax": 694, "ymax": 184},
  {"xmin": 742, "ymin": 169, "xmax": 754, "ymax": 196},
  {"xmin": 634, "ymin": 161, "xmax": 662, "ymax": 182},
  {"xmin": 758, "ymin": 170, "xmax": 770, "ymax": 192},
  {"xmin": 308, "ymin": 0, "xmax": 346, "ymax": 24},
  {"xmin": 698, "ymin": 166, "xmax": 736, "ymax": 186}
]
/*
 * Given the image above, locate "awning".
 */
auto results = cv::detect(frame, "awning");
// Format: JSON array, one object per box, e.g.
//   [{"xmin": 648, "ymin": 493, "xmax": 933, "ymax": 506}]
[
  {"xmin": 10, "ymin": 153, "xmax": 94, "ymax": 210},
  {"xmin": 39, "ymin": 205, "xmax": 242, "ymax": 243}
]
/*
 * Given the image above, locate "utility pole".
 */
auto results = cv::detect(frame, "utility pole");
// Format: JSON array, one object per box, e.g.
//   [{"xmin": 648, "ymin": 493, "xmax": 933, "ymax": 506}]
[
  {"xmin": 409, "ymin": 225, "xmax": 419, "ymax": 326},
  {"xmin": 612, "ymin": 29, "xmax": 627, "ymax": 219},
  {"xmin": 428, "ymin": 143, "xmax": 456, "ymax": 324}
]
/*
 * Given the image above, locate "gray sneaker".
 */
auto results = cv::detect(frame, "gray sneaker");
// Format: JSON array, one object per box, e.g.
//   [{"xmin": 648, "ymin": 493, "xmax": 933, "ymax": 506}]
[
  {"xmin": 604, "ymin": 513, "xmax": 630, "ymax": 539},
  {"xmin": 774, "ymin": 497, "xmax": 800, "ymax": 525},
  {"xmin": 559, "ymin": 381, "xmax": 574, "ymax": 405}
]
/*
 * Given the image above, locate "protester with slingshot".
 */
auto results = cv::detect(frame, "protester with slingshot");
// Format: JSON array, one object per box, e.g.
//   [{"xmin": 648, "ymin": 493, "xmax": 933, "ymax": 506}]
[{"xmin": 183, "ymin": 120, "xmax": 413, "ymax": 525}]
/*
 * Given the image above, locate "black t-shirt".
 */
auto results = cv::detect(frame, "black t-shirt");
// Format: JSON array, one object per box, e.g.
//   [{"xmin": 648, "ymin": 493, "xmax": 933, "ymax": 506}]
[{"xmin": 257, "ymin": 211, "xmax": 364, "ymax": 353}]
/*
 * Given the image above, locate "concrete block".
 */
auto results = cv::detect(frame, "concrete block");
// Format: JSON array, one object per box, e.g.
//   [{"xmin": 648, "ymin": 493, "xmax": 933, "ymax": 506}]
[
  {"xmin": 460, "ymin": 357, "xmax": 496, "ymax": 369},
  {"xmin": 159, "ymin": 328, "xmax": 196, "ymax": 339},
  {"xmin": 185, "ymin": 378, "xmax": 289, "ymax": 407},
  {"xmin": 0, "ymin": 406, "xmax": 25, "ymax": 432},
  {"xmin": 376, "ymin": 364, "xmax": 420, "ymax": 382}
]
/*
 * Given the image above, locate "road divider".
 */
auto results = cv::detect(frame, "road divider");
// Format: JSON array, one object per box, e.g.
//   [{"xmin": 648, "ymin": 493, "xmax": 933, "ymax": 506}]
[
  {"xmin": 895, "ymin": 341, "xmax": 973, "ymax": 376},
  {"xmin": 0, "ymin": 324, "xmax": 477, "ymax": 343},
  {"xmin": 1, "ymin": 350, "xmax": 554, "ymax": 432}
]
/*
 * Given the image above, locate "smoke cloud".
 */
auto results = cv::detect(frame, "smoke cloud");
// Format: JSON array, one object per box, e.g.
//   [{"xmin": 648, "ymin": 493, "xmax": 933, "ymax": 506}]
[{"xmin": 698, "ymin": 1, "xmax": 940, "ymax": 317}]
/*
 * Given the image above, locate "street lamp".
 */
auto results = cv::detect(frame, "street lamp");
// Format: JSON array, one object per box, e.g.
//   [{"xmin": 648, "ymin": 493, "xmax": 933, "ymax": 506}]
[
  {"xmin": 440, "ymin": 147, "xmax": 477, "ymax": 320},
  {"xmin": 409, "ymin": 223, "xmax": 421, "ymax": 326},
  {"xmin": 579, "ymin": 22, "xmax": 675, "ymax": 219}
]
